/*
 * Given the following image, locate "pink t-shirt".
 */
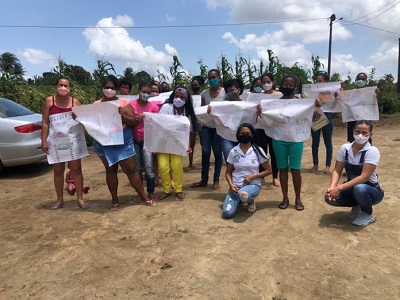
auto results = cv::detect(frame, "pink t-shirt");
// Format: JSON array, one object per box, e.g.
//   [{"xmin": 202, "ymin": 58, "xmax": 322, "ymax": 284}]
[{"xmin": 130, "ymin": 99, "xmax": 160, "ymax": 142}]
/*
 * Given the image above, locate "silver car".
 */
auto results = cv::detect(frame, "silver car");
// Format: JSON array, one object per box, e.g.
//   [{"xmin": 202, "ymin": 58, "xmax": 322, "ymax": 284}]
[{"xmin": 0, "ymin": 98, "xmax": 46, "ymax": 174}]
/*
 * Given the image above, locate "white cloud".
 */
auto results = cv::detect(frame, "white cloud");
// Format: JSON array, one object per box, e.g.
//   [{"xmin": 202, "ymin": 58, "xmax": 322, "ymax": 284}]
[
  {"xmin": 370, "ymin": 41, "xmax": 399, "ymax": 68},
  {"xmin": 82, "ymin": 15, "xmax": 177, "ymax": 76},
  {"xmin": 165, "ymin": 14, "xmax": 176, "ymax": 22},
  {"xmin": 20, "ymin": 48, "xmax": 56, "ymax": 66}
]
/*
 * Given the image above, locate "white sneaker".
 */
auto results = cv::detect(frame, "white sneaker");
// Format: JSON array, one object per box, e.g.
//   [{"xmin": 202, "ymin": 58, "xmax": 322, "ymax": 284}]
[
  {"xmin": 347, "ymin": 205, "xmax": 361, "ymax": 220},
  {"xmin": 352, "ymin": 212, "xmax": 375, "ymax": 226},
  {"xmin": 247, "ymin": 200, "xmax": 256, "ymax": 213}
]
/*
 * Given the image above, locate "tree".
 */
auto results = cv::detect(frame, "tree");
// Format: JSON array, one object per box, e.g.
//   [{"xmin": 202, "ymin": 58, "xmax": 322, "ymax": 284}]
[{"xmin": 0, "ymin": 52, "xmax": 25, "ymax": 76}]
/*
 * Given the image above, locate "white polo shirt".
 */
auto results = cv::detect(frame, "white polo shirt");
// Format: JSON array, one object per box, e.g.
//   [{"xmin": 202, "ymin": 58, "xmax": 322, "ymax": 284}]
[
  {"xmin": 227, "ymin": 145, "xmax": 268, "ymax": 187},
  {"xmin": 336, "ymin": 142, "xmax": 380, "ymax": 184}
]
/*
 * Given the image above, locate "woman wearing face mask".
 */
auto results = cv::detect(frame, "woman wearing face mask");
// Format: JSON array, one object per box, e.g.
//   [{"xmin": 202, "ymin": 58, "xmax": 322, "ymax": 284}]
[
  {"xmin": 130, "ymin": 82, "xmax": 160, "ymax": 198},
  {"xmin": 325, "ymin": 120, "xmax": 383, "ymax": 226},
  {"xmin": 222, "ymin": 123, "xmax": 272, "ymax": 218},
  {"xmin": 191, "ymin": 69, "xmax": 226, "ymax": 191},
  {"xmin": 272, "ymin": 75, "xmax": 306, "ymax": 211},
  {"xmin": 186, "ymin": 76, "xmax": 205, "ymax": 171},
  {"xmin": 255, "ymin": 73, "xmax": 282, "ymax": 188},
  {"xmin": 346, "ymin": 72, "xmax": 380, "ymax": 143},
  {"xmin": 219, "ymin": 78, "xmax": 244, "ymax": 160},
  {"xmin": 93, "ymin": 75, "xmax": 155, "ymax": 210},
  {"xmin": 249, "ymin": 77, "xmax": 262, "ymax": 93},
  {"xmin": 309, "ymin": 72, "xmax": 334, "ymax": 174},
  {"xmin": 158, "ymin": 87, "xmax": 197, "ymax": 200},
  {"xmin": 41, "ymin": 77, "xmax": 90, "ymax": 210}
]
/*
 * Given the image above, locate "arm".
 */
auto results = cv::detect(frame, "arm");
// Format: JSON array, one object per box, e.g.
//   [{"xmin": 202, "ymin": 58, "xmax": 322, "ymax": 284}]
[
  {"xmin": 41, "ymin": 97, "xmax": 52, "ymax": 154},
  {"xmin": 120, "ymin": 104, "xmax": 137, "ymax": 127},
  {"xmin": 225, "ymin": 162, "xmax": 238, "ymax": 193},
  {"xmin": 243, "ymin": 160, "xmax": 272, "ymax": 184}
]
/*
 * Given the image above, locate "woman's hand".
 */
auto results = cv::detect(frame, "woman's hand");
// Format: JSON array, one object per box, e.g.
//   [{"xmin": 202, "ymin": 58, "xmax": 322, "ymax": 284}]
[
  {"xmin": 71, "ymin": 112, "xmax": 77, "ymax": 120},
  {"xmin": 230, "ymin": 183, "xmax": 238, "ymax": 193},
  {"xmin": 136, "ymin": 113, "xmax": 144, "ymax": 123},
  {"xmin": 315, "ymin": 98, "xmax": 321, "ymax": 107},
  {"xmin": 41, "ymin": 141, "xmax": 49, "ymax": 154},
  {"xmin": 207, "ymin": 105, "xmax": 211, "ymax": 114},
  {"xmin": 187, "ymin": 147, "xmax": 192, "ymax": 153},
  {"xmin": 326, "ymin": 186, "xmax": 340, "ymax": 200},
  {"xmin": 118, "ymin": 107, "xmax": 125, "ymax": 115},
  {"xmin": 256, "ymin": 104, "xmax": 261, "ymax": 117},
  {"xmin": 243, "ymin": 174, "xmax": 254, "ymax": 185}
]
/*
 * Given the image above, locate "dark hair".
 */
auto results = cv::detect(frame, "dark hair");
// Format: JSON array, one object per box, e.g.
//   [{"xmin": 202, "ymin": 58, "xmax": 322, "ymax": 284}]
[
  {"xmin": 102, "ymin": 75, "xmax": 120, "ymax": 89},
  {"xmin": 191, "ymin": 75, "xmax": 205, "ymax": 86},
  {"xmin": 138, "ymin": 82, "xmax": 150, "ymax": 90},
  {"xmin": 150, "ymin": 81, "xmax": 161, "ymax": 93},
  {"xmin": 236, "ymin": 123, "xmax": 267, "ymax": 161},
  {"xmin": 223, "ymin": 78, "xmax": 244, "ymax": 95},
  {"xmin": 356, "ymin": 72, "xmax": 368, "ymax": 80},
  {"xmin": 261, "ymin": 73, "xmax": 275, "ymax": 82},
  {"xmin": 280, "ymin": 74, "xmax": 298, "ymax": 86},
  {"xmin": 316, "ymin": 72, "xmax": 329, "ymax": 83},
  {"xmin": 250, "ymin": 77, "xmax": 262, "ymax": 92},
  {"xmin": 119, "ymin": 78, "xmax": 132, "ymax": 90},
  {"xmin": 208, "ymin": 69, "xmax": 220, "ymax": 77},
  {"xmin": 163, "ymin": 86, "xmax": 197, "ymax": 127},
  {"xmin": 355, "ymin": 120, "xmax": 373, "ymax": 144}
]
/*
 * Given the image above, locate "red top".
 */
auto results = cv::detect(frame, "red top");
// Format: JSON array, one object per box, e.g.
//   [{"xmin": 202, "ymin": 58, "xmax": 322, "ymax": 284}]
[{"xmin": 49, "ymin": 96, "xmax": 74, "ymax": 115}]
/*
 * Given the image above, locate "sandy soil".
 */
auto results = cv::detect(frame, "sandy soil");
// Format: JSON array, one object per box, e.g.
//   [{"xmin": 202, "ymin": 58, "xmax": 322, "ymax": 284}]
[{"xmin": 0, "ymin": 118, "xmax": 399, "ymax": 300}]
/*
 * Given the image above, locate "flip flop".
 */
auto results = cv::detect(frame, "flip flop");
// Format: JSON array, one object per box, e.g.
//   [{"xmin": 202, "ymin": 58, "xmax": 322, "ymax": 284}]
[
  {"xmin": 144, "ymin": 199, "xmax": 156, "ymax": 206},
  {"xmin": 79, "ymin": 202, "xmax": 91, "ymax": 209},
  {"xmin": 278, "ymin": 200, "xmax": 289, "ymax": 209},
  {"xmin": 51, "ymin": 201, "xmax": 63, "ymax": 210},
  {"xmin": 190, "ymin": 181, "xmax": 207, "ymax": 188},
  {"xmin": 176, "ymin": 192, "xmax": 186, "ymax": 200},
  {"xmin": 158, "ymin": 192, "xmax": 171, "ymax": 200},
  {"xmin": 212, "ymin": 182, "xmax": 220, "ymax": 191},
  {"xmin": 110, "ymin": 203, "xmax": 119, "ymax": 211},
  {"xmin": 295, "ymin": 201, "xmax": 305, "ymax": 211}
]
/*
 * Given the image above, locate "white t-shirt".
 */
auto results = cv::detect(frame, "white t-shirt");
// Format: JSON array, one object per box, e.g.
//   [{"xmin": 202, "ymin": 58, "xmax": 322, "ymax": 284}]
[
  {"xmin": 201, "ymin": 88, "xmax": 226, "ymax": 105},
  {"xmin": 227, "ymin": 145, "xmax": 268, "ymax": 187},
  {"xmin": 336, "ymin": 142, "xmax": 380, "ymax": 184}
]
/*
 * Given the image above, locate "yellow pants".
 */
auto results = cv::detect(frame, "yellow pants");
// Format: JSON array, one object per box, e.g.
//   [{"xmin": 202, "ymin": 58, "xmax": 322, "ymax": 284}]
[{"xmin": 157, "ymin": 153, "xmax": 183, "ymax": 193}]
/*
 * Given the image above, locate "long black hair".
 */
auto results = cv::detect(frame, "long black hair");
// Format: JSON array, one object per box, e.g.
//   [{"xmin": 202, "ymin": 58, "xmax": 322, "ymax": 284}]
[
  {"xmin": 236, "ymin": 123, "xmax": 267, "ymax": 161},
  {"xmin": 162, "ymin": 86, "xmax": 197, "ymax": 126}
]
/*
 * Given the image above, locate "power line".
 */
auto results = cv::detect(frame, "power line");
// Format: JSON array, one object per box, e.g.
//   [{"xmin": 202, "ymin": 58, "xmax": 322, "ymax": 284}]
[
  {"xmin": 350, "ymin": 0, "xmax": 400, "ymax": 22},
  {"xmin": 340, "ymin": 19, "xmax": 400, "ymax": 35},
  {"xmin": 359, "ymin": 0, "xmax": 400, "ymax": 23},
  {"xmin": 0, "ymin": 18, "xmax": 326, "ymax": 30}
]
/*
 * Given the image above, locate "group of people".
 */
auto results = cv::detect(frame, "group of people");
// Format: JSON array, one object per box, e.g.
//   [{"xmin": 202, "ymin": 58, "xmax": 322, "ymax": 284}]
[{"xmin": 41, "ymin": 70, "xmax": 383, "ymax": 226}]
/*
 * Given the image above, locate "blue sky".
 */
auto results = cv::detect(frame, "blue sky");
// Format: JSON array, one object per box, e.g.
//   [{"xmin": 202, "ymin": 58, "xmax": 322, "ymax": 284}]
[{"xmin": 1, "ymin": 0, "xmax": 399, "ymax": 82}]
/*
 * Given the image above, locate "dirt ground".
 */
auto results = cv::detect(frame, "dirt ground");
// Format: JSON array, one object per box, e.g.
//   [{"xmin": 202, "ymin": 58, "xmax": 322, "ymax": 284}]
[{"xmin": 1, "ymin": 118, "xmax": 400, "ymax": 300}]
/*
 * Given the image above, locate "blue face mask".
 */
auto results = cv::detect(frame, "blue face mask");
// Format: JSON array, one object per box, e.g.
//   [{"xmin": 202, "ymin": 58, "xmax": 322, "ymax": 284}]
[
  {"xmin": 209, "ymin": 78, "xmax": 219, "ymax": 88},
  {"xmin": 140, "ymin": 93, "xmax": 150, "ymax": 101},
  {"xmin": 253, "ymin": 86, "xmax": 262, "ymax": 93},
  {"xmin": 355, "ymin": 80, "xmax": 367, "ymax": 88}
]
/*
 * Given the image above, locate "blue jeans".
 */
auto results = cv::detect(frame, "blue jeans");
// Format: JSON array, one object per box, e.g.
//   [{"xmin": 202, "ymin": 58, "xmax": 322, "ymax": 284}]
[
  {"xmin": 221, "ymin": 138, "xmax": 238, "ymax": 162},
  {"xmin": 222, "ymin": 185, "xmax": 261, "ymax": 218},
  {"xmin": 311, "ymin": 113, "xmax": 333, "ymax": 167},
  {"xmin": 133, "ymin": 140, "xmax": 155, "ymax": 194},
  {"xmin": 325, "ymin": 184, "xmax": 384, "ymax": 214},
  {"xmin": 200, "ymin": 126, "xmax": 223, "ymax": 184}
]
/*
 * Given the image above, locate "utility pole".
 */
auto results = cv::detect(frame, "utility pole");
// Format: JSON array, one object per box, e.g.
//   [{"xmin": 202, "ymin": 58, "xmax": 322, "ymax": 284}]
[
  {"xmin": 397, "ymin": 38, "xmax": 400, "ymax": 93},
  {"xmin": 327, "ymin": 14, "xmax": 336, "ymax": 79}
]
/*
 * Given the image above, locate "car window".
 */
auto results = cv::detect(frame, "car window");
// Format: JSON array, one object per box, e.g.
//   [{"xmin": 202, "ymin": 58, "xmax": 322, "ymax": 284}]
[{"xmin": 0, "ymin": 98, "xmax": 35, "ymax": 118}]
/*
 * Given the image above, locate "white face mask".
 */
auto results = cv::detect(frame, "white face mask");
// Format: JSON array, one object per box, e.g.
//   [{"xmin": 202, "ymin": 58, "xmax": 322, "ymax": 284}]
[
  {"xmin": 103, "ymin": 88, "xmax": 117, "ymax": 98},
  {"xmin": 353, "ymin": 134, "xmax": 369, "ymax": 145},
  {"xmin": 262, "ymin": 83, "xmax": 273, "ymax": 91},
  {"xmin": 173, "ymin": 98, "xmax": 186, "ymax": 108}
]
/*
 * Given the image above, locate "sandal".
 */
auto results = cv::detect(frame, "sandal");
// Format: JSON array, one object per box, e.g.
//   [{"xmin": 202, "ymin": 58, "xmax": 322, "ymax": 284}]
[
  {"xmin": 295, "ymin": 201, "xmax": 305, "ymax": 211},
  {"xmin": 79, "ymin": 202, "xmax": 91, "ymax": 209},
  {"xmin": 191, "ymin": 181, "xmax": 207, "ymax": 188},
  {"xmin": 278, "ymin": 200, "xmax": 289, "ymax": 209},
  {"xmin": 110, "ymin": 203, "xmax": 119, "ymax": 211},
  {"xmin": 51, "ymin": 201, "xmax": 63, "ymax": 210},
  {"xmin": 212, "ymin": 182, "xmax": 221, "ymax": 191},
  {"xmin": 144, "ymin": 199, "xmax": 156, "ymax": 206},
  {"xmin": 176, "ymin": 192, "xmax": 186, "ymax": 200},
  {"xmin": 158, "ymin": 192, "xmax": 171, "ymax": 200}
]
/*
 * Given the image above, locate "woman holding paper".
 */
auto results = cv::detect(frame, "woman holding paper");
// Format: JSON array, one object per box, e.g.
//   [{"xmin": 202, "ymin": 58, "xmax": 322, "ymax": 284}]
[
  {"xmin": 255, "ymin": 73, "xmax": 282, "ymax": 187},
  {"xmin": 222, "ymin": 123, "xmax": 272, "ymax": 218},
  {"xmin": 158, "ymin": 86, "xmax": 197, "ymax": 200},
  {"xmin": 309, "ymin": 72, "xmax": 334, "ymax": 174},
  {"xmin": 191, "ymin": 69, "xmax": 226, "ymax": 191},
  {"xmin": 41, "ymin": 77, "xmax": 90, "ymax": 210},
  {"xmin": 325, "ymin": 120, "xmax": 383, "ymax": 226},
  {"xmin": 93, "ymin": 75, "xmax": 155, "ymax": 210},
  {"xmin": 272, "ymin": 75, "xmax": 305, "ymax": 211}
]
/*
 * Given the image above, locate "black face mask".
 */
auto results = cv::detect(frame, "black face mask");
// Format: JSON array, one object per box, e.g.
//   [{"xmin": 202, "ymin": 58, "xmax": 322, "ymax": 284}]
[
  {"xmin": 227, "ymin": 92, "xmax": 239, "ymax": 101},
  {"xmin": 280, "ymin": 86, "xmax": 295, "ymax": 96},
  {"xmin": 191, "ymin": 86, "xmax": 200, "ymax": 93},
  {"xmin": 238, "ymin": 134, "xmax": 252, "ymax": 144}
]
